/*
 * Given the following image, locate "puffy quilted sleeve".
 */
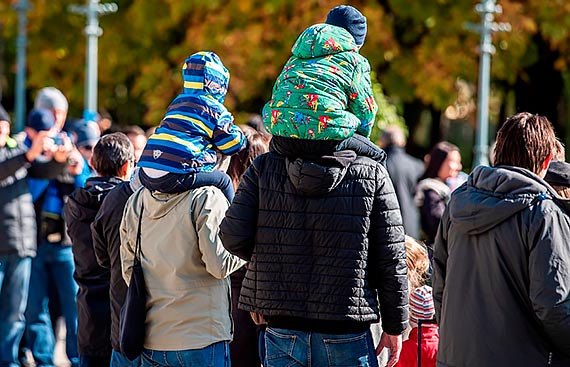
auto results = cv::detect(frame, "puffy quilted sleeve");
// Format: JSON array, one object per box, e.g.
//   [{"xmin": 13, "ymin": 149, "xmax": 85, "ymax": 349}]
[
  {"xmin": 219, "ymin": 158, "xmax": 260, "ymax": 261},
  {"xmin": 368, "ymin": 163, "xmax": 409, "ymax": 335}
]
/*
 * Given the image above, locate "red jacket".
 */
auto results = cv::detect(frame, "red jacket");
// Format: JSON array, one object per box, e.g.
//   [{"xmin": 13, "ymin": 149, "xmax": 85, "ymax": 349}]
[{"xmin": 395, "ymin": 324, "xmax": 439, "ymax": 367}]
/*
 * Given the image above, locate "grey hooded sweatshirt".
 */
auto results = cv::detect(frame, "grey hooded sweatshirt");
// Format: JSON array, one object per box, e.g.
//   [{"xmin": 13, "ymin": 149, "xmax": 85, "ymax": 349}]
[{"xmin": 433, "ymin": 165, "xmax": 570, "ymax": 367}]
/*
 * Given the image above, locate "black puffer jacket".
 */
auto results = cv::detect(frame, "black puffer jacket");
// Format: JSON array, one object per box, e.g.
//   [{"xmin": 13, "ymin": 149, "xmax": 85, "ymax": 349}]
[
  {"xmin": 64, "ymin": 176, "xmax": 124, "ymax": 357},
  {"xmin": 0, "ymin": 140, "xmax": 65, "ymax": 257},
  {"xmin": 220, "ymin": 138, "xmax": 408, "ymax": 335},
  {"xmin": 433, "ymin": 165, "xmax": 570, "ymax": 367}
]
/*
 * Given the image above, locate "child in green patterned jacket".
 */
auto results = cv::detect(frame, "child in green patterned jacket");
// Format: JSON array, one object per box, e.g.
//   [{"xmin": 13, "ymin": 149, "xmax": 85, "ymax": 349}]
[{"xmin": 262, "ymin": 5, "xmax": 378, "ymax": 141}]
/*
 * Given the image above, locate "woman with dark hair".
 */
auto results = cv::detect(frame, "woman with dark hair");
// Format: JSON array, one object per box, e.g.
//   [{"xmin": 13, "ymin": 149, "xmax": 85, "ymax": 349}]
[
  {"xmin": 227, "ymin": 125, "xmax": 270, "ymax": 190},
  {"xmin": 415, "ymin": 142, "xmax": 462, "ymax": 244},
  {"xmin": 226, "ymin": 125, "xmax": 269, "ymax": 367}
]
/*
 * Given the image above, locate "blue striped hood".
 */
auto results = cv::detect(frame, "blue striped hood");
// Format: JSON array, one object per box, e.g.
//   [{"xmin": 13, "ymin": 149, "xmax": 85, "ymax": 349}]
[
  {"xmin": 138, "ymin": 52, "xmax": 245, "ymax": 174},
  {"xmin": 182, "ymin": 51, "xmax": 230, "ymax": 103}
]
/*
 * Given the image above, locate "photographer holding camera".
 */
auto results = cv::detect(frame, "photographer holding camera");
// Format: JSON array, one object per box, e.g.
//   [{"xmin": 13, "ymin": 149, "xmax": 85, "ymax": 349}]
[
  {"xmin": 0, "ymin": 104, "xmax": 73, "ymax": 367},
  {"xmin": 22, "ymin": 87, "xmax": 84, "ymax": 367}
]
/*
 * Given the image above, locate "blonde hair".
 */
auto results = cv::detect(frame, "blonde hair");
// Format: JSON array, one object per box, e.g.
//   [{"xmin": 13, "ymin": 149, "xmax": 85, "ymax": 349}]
[{"xmin": 405, "ymin": 235, "xmax": 430, "ymax": 291}]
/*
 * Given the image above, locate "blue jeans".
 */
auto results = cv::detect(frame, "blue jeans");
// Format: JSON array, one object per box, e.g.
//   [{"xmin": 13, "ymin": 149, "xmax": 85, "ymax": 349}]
[
  {"xmin": 140, "ymin": 341, "xmax": 230, "ymax": 367},
  {"xmin": 111, "ymin": 349, "xmax": 141, "ymax": 367},
  {"xmin": 0, "ymin": 255, "xmax": 31, "ymax": 367},
  {"xmin": 264, "ymin": 328, "xmax": 378, "ymax": 367},
  {"xmin": 25, "ymin": 244, "xmax": 79, "ymax": 367}
]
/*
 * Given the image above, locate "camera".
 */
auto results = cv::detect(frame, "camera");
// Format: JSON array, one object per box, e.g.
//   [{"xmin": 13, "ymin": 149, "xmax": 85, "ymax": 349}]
[{"xmin": 51, "ymin": 135, "xmax": 64, "ymax": 146}]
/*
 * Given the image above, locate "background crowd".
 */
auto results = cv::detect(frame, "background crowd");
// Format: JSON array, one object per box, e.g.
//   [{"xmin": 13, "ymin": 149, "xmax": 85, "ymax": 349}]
[{"xmin": 1, "ymin": 3, "xmax": 570, "ymax": 367}]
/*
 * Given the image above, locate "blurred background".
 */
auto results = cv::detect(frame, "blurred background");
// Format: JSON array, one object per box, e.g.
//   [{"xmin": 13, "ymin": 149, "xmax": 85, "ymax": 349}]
[{"xmin": 1, "ymin": 0, "xmax": 570, "ymax": 170}]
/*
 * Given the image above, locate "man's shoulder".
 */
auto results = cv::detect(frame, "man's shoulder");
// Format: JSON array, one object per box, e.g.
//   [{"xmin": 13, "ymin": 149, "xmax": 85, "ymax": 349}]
[
  {"xmin": 97, "ymin": 182, "xmax": 134, "ymax": 218},
  {"xmin": 349, "ymin": 156, "xmax": 386, "ymax": 176}
]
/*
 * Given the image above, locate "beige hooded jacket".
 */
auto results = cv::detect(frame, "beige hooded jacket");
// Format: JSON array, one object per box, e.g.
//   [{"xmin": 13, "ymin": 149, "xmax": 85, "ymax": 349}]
[{"xmin": 120, "ymin": 186, "xmax": 245, "ymax": 350}]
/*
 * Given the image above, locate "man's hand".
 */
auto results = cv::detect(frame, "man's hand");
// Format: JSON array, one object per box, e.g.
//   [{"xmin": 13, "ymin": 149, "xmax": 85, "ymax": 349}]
[
  {"xmin": 376, "ymin": 332, "xmax": 402, "ymax": 367},
  {"xmin": 65, "ymin": 148, "xmax": 84, "ymax": 176},
  {"xmin": 25, "ymin": 131, "xmax": 53, "ymax": 162},
  {"xmin": 52, "ymin": 134, "xmax": 74, "ymax": 163}
]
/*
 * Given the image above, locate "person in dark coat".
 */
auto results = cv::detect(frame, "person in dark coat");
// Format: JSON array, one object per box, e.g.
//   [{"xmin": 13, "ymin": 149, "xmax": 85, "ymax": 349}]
[
  {"xmin": 0, "ymin": 105, "xmax": 70, "ymax": 367},
  {"xmin": 433, "ymin": 112, "xmax": 570, "ymax": 367},
  {"xmin": 379, "ymin": 125, "xmax": 424, "ymax": 238},
  {"xmin": 220, "ymin": 133, "xmax": 409, "ymax": 367},
  {"xmin": 64, "ymin": 133, "xmax": 135, "ymax": 367},
  {"xmin": 226, "ymin": 125, "xmax": 269, "ymax": 367},
  {"xmin": 415, "ymin": 142, "xmax": 461, "ymax": 245},
  {"xmin": 92, "ymin": 176, "xmax": 139, "ymax": 367}
]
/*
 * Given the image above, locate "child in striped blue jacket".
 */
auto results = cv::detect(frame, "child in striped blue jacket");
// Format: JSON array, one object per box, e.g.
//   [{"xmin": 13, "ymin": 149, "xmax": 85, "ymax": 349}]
[{"xmin": 138, "ymin": 51, "xmax": 246, "ymax": 201}]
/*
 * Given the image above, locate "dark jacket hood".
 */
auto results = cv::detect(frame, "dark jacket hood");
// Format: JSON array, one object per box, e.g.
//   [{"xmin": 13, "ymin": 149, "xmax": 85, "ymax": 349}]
[
  {"xmin": 448, "ymin": 165, "xmax": 570, "ymax": 235},
  {"xmin": 66, "ymin": 177, "xmax": 123, "ymax": 222},
  {"xmin": 270, "ymin": 136, "xmax": 356, "ymax": 196}
]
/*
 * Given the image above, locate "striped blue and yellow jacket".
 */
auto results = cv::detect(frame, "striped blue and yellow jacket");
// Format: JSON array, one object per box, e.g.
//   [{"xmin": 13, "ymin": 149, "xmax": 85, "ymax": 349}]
[{"xmin": 138, "ymin": 51, "xmax": 246, "ymax": 174}]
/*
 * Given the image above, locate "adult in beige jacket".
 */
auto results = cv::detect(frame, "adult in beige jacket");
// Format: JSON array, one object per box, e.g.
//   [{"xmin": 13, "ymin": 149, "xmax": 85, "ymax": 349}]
[{"xmin": 120, "ymin": 184, "xmax": 245, "ymax": 365}]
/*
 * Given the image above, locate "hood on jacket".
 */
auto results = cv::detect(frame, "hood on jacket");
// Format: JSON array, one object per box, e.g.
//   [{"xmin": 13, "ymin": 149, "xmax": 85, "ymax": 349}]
[
  {"xmin": 270, "ymin": 136, "xmax": 356, "ymax": 196},
  {"xmin": 291, "ymin": 24, "xmax": 358, "ymax": 59},
  {"xmin": 447, "ymin": 165, "xmax": 565, "ymax": 235},
  {"xmin": 181, "ymin": 51, "xmax": 229, "ymax": 103},
  {"xmin": 286, "ymin": 156, "xmax": 351, "ymax": 196},
  {"xmin": 138, "ymin": 189, "xmax": 192, "ymax": 220},
  {"xmin": 65, "ymin": 177, "xmax": 123, "ymax": 222}
]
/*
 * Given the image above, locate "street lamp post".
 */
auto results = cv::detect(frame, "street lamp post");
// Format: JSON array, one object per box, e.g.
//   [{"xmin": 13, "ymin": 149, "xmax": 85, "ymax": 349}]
[
  {"xmin": 69, "ymin": 0, "xmax": 117, "ymax": 123},
  {"xmin": 14, "ymin": 0, "xmax": 30, "ymax": 133},
  {"xmin": 466, "ymin": 0, "xmax": 511, "ymax": 167}
]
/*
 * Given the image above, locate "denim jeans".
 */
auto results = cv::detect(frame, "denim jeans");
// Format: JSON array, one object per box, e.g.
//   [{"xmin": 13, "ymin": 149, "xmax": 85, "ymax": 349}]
[
  {"xmin": 24, "ymin": 244, "xmax": 79, "ymax": 367},
  {"xmin": 264, "ymin": 327, "xmax": 378, "ymax": 367},
  {"xmin": 110, "ymin": 349, "xmax": 141, "ymax": 367},
  {"xmin": 140, "ymin": 341, "xmax": 230, "ymax": 367},
  {"xmin": 0, "ymin": 255, "xmax": 31, "ymax": 367}
]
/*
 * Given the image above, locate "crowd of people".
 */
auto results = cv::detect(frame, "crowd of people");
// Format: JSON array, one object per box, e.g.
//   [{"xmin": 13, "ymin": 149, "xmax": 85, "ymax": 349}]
[{"xmin": 0, "ymin": 4, "xmax": 569, "ymax": 367}]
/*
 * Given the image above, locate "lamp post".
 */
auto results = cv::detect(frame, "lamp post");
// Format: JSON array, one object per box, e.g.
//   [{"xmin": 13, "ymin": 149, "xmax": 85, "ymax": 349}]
[
  {"xmin": 13, "ymin": 0, "xmax": 30, "ymax": 133},
  {"xmin": 69, "ymin": 0, "xmax": 117, "ymax": 123},
  {"xmin": 466, "ymin": 0, "xmax": 510, "ymax": 167}
]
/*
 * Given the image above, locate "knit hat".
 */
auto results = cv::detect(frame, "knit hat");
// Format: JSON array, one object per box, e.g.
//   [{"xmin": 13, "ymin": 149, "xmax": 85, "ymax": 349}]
[
  {"xmin": 34, "ymin": 87, "xmax": 68, "ymax": 111},
  {"xmin": 0, "ymin": 104, "xmax": 10, "ymax": 123},
  {"xmin": 27, "ymin": 109, "xmax": 56, "ymax": 132},
  {"xmin": 409, "ymin": 285, "xmax": 435, "ymax": 323},
  {"xmin": 545, "ymin": 160, "xmax": 570, "ymax": 188},
  {"xmin": 325, "ymin": 5, "xmax": 367, "ymax": 46}
]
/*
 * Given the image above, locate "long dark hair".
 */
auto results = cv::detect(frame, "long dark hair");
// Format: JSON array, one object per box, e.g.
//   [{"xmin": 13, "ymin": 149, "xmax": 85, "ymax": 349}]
[
  {"xmin": 419, "ymin": 141, "xmax": 459, "ymax": 181},
  {"xmin": 227, "ymin": 125, "xmax": 270, "ymax": 190}
]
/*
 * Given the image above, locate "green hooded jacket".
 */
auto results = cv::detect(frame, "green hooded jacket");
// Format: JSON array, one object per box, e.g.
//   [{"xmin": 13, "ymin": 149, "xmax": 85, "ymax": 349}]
[{"xmin": 262, "ymin": 23, "xmax": 378, "ymax": 140}]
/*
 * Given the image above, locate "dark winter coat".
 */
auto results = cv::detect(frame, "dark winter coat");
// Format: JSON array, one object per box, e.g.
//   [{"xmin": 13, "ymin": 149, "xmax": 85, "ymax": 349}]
[
  {"xmin": 433, "ymin": 165, "xmax": 570, "ymax": 367},
  {"xmin": 220, "ymin": 138, "xmax": 408, "ymax": 335},
  {"xmin": 92, "ymin": 181, "xmax": 134, "ymax": 352},
  {"xmin": 384, "ymin": 145, "xmax": 424, "ymax": 238},
  {"xmin": 0, "ymin": 139, "xmax": 65, "ymax": 257},
  {"xmin": 415, "ymin": 177, "xmax": 451, "ymax": 244},
  {"xmin": 64, "ymin": 176, "xmax": 124, "ymax": 356}
]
